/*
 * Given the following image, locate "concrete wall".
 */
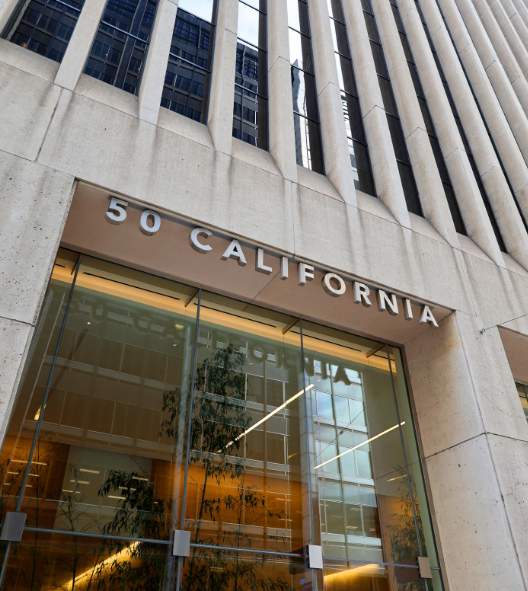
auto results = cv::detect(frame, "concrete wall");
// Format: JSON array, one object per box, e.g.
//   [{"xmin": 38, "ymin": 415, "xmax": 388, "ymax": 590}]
[{"xmin": 1, "ymin": 0, "xmax": 528, "ymax": 587}]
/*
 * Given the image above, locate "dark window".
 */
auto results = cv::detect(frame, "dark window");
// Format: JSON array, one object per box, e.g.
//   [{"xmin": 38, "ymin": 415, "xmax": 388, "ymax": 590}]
[
  {"xmin": 415, "ymin": 0, "xmax": 511, "ymax": 245},
  {"xmin": 328, "ymin": 0, "xmax": 375, "ymax": 195},
  {"xmin": 161, "ymin": 4, "xmax": 215, "ymax": 124},
  {"xmin": 233, "ymin": 0, "xmax": 268, "ymax": 150},
  {"xmin": 84, "ymin": 0, "xmax": 159, "ymax": 96},
  {"xmin": 4, "ymin": 0, "xmax": 85, "ymax": 63},
  {"xmin": 362, "ymin": 0, "xmax": 422, "ymax": 214},
  {"xmin": 391, "ymin": 0, "xmax": 466, "ymax": 233},
  {"xmin": 289, "ymin": 0, "xmax": 324, "ymax": 174}
]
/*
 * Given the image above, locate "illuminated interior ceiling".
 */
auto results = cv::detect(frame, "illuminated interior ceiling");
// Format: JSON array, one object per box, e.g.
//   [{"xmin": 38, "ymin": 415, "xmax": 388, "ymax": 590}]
[{"xmin": 54, "ymin": 249, "xmax": 395, "ymax": 373}]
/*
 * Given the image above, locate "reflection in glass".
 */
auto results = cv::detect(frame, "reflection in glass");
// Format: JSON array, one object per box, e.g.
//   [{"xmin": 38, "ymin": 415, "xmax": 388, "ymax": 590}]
[
  {"xmin": 178, "ymin": 0, "xmax": 214, "ymax": 22},
  {"xmin": 0, "ymin": 251, "xmax": 445, "ymax": 589},
  {"xmin": 181, "ymin": 547, "xmax": 313, "ymax": 590},
  {"xmin": 302, "ymin": 323, "xmax": 437, "ymax": 570},
  {"xmin": 288, "ymin": 0, "xmax": 324, "ymax": 173},
  {"xmin": 4, "ymin": 0, "xmax": 85, "ymax": 63},
  {"xmin": 324, "ymin": 560, "xmax": 439, "ymax": 591},
  {"xmin": 161, "ymin": 6, "xmax": 215, "ymax": 123},
  {"xmin": 183, "ymin": 294, "xmax": 311, "ymax": 554},
  {"xmin": 2, "ymin": 531, "xmax": 172, "ymax": 590},
  {"xmin": 361, "ymin": 0, "xmax": 423, "ymax": 215},
  {"xmin": 233, "ymin": 1, "xmax": 268, "ymax": 149},
  {"xmin": 415, "ymin": 0, "xmax": 508, "ymax": 249},
  {"xmin": 327, "ymin": 0, "xmax": 376, "ymax": 195},
  {"xmin": 1, "ymin": 250, "xmax": 198, "ymax": 541},
  {"xmin": 389, "ymin": 0, "xmax": 465, "ymax": 234},
  {"xmin": 84, "ymin": 0, "xmax": 159, "ymax": 95}
]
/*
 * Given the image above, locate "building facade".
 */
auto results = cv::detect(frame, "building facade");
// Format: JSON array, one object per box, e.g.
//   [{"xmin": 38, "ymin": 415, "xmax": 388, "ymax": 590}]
[{"xmin": 0, "ymin": 0, "xmax": 528, "ymax": 589}]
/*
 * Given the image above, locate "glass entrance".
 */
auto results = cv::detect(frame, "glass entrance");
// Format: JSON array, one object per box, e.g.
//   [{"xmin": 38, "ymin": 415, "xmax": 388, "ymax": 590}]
[{"xmin": 0, "ymin": 249, "xmax": 444, "ymax": 590}]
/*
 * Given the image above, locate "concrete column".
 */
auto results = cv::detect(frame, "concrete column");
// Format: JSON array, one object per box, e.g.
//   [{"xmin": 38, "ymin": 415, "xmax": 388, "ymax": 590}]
[
  {"xmin": 138, "ymin": 0, "xmax": 177, "ymax": 125},
  {"xmin": 471, "ymin": 0, "xmax": 528, "ymax": 112},
  {"xmin": 488, "ymin": 0, "xmax": 528, "ymax": 81},
  {"xmin": 397, "ymin": 0, "xmax": 505, "ymax": 265},
  {"xmin": 497, "ymin": 0, "xmax": 528, "ymax": 63},
  {"xmin": 0, "ymin": 152, "xmax": 74, "ymax": 442},
  {"xmin": 405, "ymin": 312, "xmax": 528, "ymax": 591},
  {"xmin": 307, "ymin": 0, "xmax": 357, "ymax": 206},
  {"xmin": 0, "ymin": 0, "xmax": 20, "ymax": 32},
  {"xmin": 510, "ymin": 0, "xmax": 528, "ymax": 29},
  {"xmin": 341, "ymin": 0, "xmax": 411, "ymax": 227},
  {"xmin": 371, "ymin": 0, "xmax": 459, "ymax": 247},
  {"xmin": 206, "ymin": 0, "xmax": 238, "ymax": 156},
  {"xmin": 54, "ymin": 0, "xmax": 107, "ymax": 90},
  {"xmin": 429, "ymin": 0, "xmax": 528, "ymax": 227},
  {"xmin": 449, "ymin": 0, "xmax": 528, "ymax": 163},
  {"xmin": 267, "ymin": 0, "xmax": 298, "ymax": 182}
]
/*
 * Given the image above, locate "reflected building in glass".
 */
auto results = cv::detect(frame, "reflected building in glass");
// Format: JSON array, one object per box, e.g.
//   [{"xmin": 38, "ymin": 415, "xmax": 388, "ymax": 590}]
[{"xmin": 1, "ymin": 0, "xmax": 528, "ymax": 589}]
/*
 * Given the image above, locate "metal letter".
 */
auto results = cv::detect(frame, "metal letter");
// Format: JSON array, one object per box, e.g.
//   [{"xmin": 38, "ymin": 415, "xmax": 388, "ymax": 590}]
[
  {"xmin": 404, "ymin": 299, "xmax": 413, "ymax": 321},
  {"xmin": 281, "ymin": 257, "xmax": 289, "ymax": 280},
  {"xmin": 189, "ymin": 228, "xmax": 213, "ymax": 253},
  {"xmin": 353, "ymin": 282, "xmax": 372, "ymax": 307},
  {"xmin": 105, "ymin": 196, "xmax": 128, "ymax": 225},
  {"xmin": 308, "ymin": 545, "xmax": 323, "ymax": 570},
  {"xmin": 256, "ymin": 248, "xmax": 273, "ymax": 275},
  {"xmin": 419, "ymin": 305, "xmax": 439, "ymax": 328},
  {"xmin": 298, "ymin": 263, "xmax": 315, "ymax": 285},
  {"xmin": 322, "ymin": 273, "xmax": 346, "ymax": 297},
  {"xmin": 139, "ymin": 210, "xmax": 161, "ymax": 236},
  {"xmin": 172, "ymin": 530, "xmax": 191, "ymax": 557},
  {"xmin": 221, "ymin": 239, "xmax": 247, "ymax": 266},
  {"xmin": 377, "ymin": 290, "xmax": 399, "ymax": 316},
  {"xmin": 1, "ymin": 512, "xmax": 26, "ymax": 542}
]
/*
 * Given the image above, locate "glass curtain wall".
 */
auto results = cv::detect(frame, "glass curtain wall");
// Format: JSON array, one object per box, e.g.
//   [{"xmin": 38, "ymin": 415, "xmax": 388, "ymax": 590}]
[
  {"xmin": 287, "ymin": 0, "xmax": 324, "ymax": 174},
  {"xmin": 0, "ymin": 249, "xmax": 443, "ymax": 590},
  {"xmin": 361, "ymin": 0, "xmax": 423, "ymax": 216},
  {"xmin": 414, "ymin": 0, "xmax": 507, "ymax": 252},
  {"xmin": 84, "ymin": 0, "xmax": 159, "ymax": 95},
  {"xmin": 161, "ymin": 0, "xmax": 216, "ymax": 123},
  {"xmin": 389, "ymin": 0, "xmax": 466, "ymax": 235},
  {"xmin": 327, "ymin": 0, "xmax": 375, "ymax": 196},
  {"xmin": 3, "ymin": 0, "xmax": 85, "ymax": 63},
  {"xmin": 516, "ymin": 383, "xmax": 528, "ymax": 423},
  {"xmin": 232, "ymin": 0, "xmax": 268, "ymax": 148}
]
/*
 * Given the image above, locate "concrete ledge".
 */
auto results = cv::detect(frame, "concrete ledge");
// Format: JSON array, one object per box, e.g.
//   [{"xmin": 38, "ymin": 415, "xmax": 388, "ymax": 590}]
[{"xmin": 0, "ymin": 39, "xmax": 59, "ymax": 82}]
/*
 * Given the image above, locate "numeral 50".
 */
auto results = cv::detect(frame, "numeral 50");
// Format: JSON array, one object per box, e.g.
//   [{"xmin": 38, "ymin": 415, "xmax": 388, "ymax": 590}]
[{"xmin": 105, "ymin": 196, "xmax": 161, "ymax": 236}]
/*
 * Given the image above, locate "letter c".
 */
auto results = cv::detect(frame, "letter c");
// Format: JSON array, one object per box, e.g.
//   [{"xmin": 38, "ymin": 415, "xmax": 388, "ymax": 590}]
[{"xmin": 190, "ymin": 227, "xmax": 213, "ymax": 253}]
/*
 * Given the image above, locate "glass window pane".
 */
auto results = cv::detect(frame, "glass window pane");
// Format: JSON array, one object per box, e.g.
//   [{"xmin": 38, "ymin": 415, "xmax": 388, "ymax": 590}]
[
  {"xmin": 304, "ymin": 323, "xmax": 431, "ymax": 565},
  {"xmin": 390, "ymin": 346, "xmax": 443, "ymax": 569},
  {"xmin": 398, "ymin": 161, "xmax": 423, "ymax": 216},
  {"xmin": 0, "ymin": 249, "xmax": 77, "ymax": 521},
  {"xmin": 233, "ymin": 40, "xmax": 268, "ymax": 149},
  {"xmin": 289, "ymin": 27, "xmax": 313, "ymax": 72},
  {"xmin": 330, "ymin": 18, "xmax": 350, "ymax": 58},
  {"xmin": 238, "ymin": 2, "xmax": 260, "ymax": 46},
  {"xmin": 324, "ymin": 561, "xmax": 430, "ymax": 590},
  {"xmin": 162, "ymin": 10, "xmax": 214, "ymax": 123},
  {"xmin": 85, "ymin": 0, "xmax": 159, "ymax": 95},
  {"xmin": 181, "ymin": 547, "xmax": 314, "ymax": 589},
  {"xmin": 293, "ymin": 112, "xmax": 325, "ymax": 174},
  {"xmin": 352, "ymin": 140, "xmax": 376, "ymax": 196},
  {"xmin": 178, "ymin": 0, "xmax": 214, "ymax": 22},
  {"xmin": 1, "ymin": 531, "xmax": 173, "ymax": 590},
  {"xmin": 317, "ymin": 391, "xmax": 334, "ymax": 419},
  {"xmin": 6, "ymin": 0, "xmax": 85, "ymax": 63},
  {"xmin": 3, "ymin": 252, "xmax": 199, "ymax": 539},
  {"xmin": 183, "ymin": 293, "xmax": 311, "ymax": 552}
]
